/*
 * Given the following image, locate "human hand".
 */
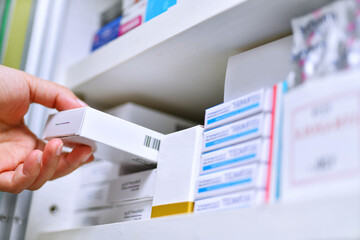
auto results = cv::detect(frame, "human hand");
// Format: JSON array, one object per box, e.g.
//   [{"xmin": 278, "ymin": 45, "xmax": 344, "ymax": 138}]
[{"xmin": 0, "ymin": 65, "xmax": 94, "ymax": 193}]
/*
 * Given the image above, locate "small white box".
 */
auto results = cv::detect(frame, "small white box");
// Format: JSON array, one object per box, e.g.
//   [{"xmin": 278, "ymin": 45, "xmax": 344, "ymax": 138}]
[
  {"xmin": 106, "ymin": 102, "xmax": 195, "ymax": 134},
  {"xmin": 113, "ymin": 199, "xmax": 152, "ymax": 222},
  {"xmin": 152, "ymin": 126, "xmax": 203, "ymax": 217},
  {"xmin": 73, "ymin": 207, "xmax": 114, "ymax": 227},
  {"xmin": 122, "ymin": 0, "xmax": 144, "ymax": 11},
  {"xmin": 282, "ymin": 70, "xmax": 360, "ymax": 202},
  {"xmin": 119, "ymin": 1, "xmax": 147, "ymax": 35},
  {"xmin": 42, "ymin": 107, "xmax": 164, "ymax": 166},
  {"xmin": 224, "ymin": 36, "xmax": 292, "ymax": 102},
  {"xmin": 201, "ymin": 138, "xmax": 269, "ymax": 175},
  {"xmin": 203, "ymin": 113, "xmax": 272, "ymax": 153},
  {"xmin": 108, "ymin": 169, "xmax": 156, "ymax": 203},
  {"xmin": 194, "ymin": 189, "xmax": 265, "ymax": 213},
  {"xmin": 74, "ymin": 199, "xmax": 152, "ymax": 227},
  {"xmin": 205, "ymin": 88, "xmax": 273, "ymax": 130},
  {"xmin": 76, "ymin": 182, "xmax": 111, "ymax": 210},
  {"xmin": 196, "ymin": 163, "xmax": 267, "ymax": 200},
  {"xmin": 78, "ymin": 160, "xmax": 120, "ymax": 185}
]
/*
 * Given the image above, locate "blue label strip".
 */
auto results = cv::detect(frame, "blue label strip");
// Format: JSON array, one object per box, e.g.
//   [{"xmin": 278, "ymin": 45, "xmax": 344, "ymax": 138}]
[
  {"xmin": 275, "ymin": 81, "xmax": 288, "ymax": 200},
  {"xmin": 198, "ymin": 178, "xmax": 252, "ymax": 193},
  {"xmin": 207, "ymin": 103, "xmax": 260, "ymax": 125},
  {"xmin": 205, "ymin": 128, "xmax": 259, "ymax": 148},
  {"xmin": 203, "ymin": 154, "xmax": 257, "ymax": 171}
]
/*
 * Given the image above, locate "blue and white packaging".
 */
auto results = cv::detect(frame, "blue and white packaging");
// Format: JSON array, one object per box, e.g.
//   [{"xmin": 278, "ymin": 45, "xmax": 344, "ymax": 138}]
[
  {"xmin": 196, "ymin": 163, "xmax": 267, "ymax": 200},
  {"xmin": 200, "ymin": 139, "xmax": 269, "ymax": 175},
  {"xmin": 91, "ymin": 16, "xmax": 122, "ymax": 52},
  {"xmin": 194, "ymin": 189, "xmax": 265, "ymax": 213},
  {"xmin": 205, "ymin": 88, "xmax": 273, "ymax": 130},
  {"xmin": 145, "ymin": 0, "xmax": 177, "ymax": 21},
  {"xmin": 203, "ymin": 113, "xmax": 272, "ymax": 153}
]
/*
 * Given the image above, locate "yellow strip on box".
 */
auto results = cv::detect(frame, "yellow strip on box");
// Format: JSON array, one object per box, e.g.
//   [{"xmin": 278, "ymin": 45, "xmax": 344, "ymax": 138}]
[{"xmin": 151, "ymin": 202, "xmax": 194, "ymax": 218}]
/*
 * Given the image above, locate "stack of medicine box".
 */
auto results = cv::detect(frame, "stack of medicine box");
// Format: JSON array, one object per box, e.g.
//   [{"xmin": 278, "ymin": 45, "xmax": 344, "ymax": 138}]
[
  {"xmin": 194, "ymin": 87, "xmax": 278, "ymax": 213},
  {"xmin": 74, "ymin": 168, "xmax": 156, "ymax": 227},
  {"xmin": 71, "ymin": 102, "xmax": 195, "ymax": 226}
]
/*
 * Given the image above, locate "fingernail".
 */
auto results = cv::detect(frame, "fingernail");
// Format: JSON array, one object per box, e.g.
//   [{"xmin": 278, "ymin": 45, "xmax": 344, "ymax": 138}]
[
  {"xmin": 81, "ymin": 153, "xmax": 93, "ymax": 163},
  {"xmin": 37, "ymin": 152, "xmax": 43, "ymax": 165},
  {"xmin": 77, "ymin": 99, "xmax": 88, "ymax": 107},
  {"xmin": 56, "ymin": 143, "xmax": 63, "ymax": 156}
]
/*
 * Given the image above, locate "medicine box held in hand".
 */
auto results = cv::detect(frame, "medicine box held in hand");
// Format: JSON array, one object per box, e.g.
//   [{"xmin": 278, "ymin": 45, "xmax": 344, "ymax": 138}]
[{"xmin": 42, "ymin": 107, "xmax": 164, "ymax": 167}]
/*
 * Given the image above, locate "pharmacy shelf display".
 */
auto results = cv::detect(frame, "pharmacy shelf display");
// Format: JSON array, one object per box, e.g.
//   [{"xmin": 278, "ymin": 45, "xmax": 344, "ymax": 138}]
[
  {"xmin": 66, "ymin": 0, "xmax": 331, "ymax": 121},
  {"xmin": 39, "ymin": 193, "xmax": 360, "ymax": 240}
]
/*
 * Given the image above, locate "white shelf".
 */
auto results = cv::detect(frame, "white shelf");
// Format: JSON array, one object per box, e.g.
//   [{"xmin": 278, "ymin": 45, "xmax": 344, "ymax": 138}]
[
  {"xmin": 66, "ymin": 0, "xmax": 331, "ymax": 121},
  {"xmin": 39, "ymin": 193, "xmax": 360, "ymax": 240}
]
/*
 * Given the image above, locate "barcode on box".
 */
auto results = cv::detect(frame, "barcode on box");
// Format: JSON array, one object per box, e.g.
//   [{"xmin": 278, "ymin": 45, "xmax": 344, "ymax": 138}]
[{"xmin": 143, "ymin": 135, "xmax": 161, "ymax": 151}]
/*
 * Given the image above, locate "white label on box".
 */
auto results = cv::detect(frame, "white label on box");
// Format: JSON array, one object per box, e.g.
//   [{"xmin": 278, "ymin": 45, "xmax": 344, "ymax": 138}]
[
  {"xmin": 203, "ymin": 113, "xmax": 271, "ymax": 152},
  {"xmin": 108, "ymin": 169, "xmax": 156, "ymax": 203},
  {"xmin": 79, "ymin": 160, "xmax": 120, "ymax": 185},
  {"xmin": 201, "ymin": 139, "xmax": 269, "ymax": 174},
  {"xmin": 114, "ymin": 200, "xmax": 152, "ymax": 223},
  {"xmin": 76, "ymin": 183, "xmax": 111, "ymax": 210},
  {"xmin": 282, "ymin": 70, "xmax": 360, "ymax": 201},
  {"xmin": 196, "ymin": 163, "xmax": 267, "ymax": 199},
  {"xmin": 194, "ymin": 189, "xmax": 265, "ymax": 213},
  {"xmin": 288, "ymin": 90, "xmax": 360, "ymax": 185},
  {"xmin": 205, "ymin": 88, "xmax": 272, "ymax": 130},
  {"xmin": 74, "ymin": 200, "xmax": 152, "ymax": 227}
]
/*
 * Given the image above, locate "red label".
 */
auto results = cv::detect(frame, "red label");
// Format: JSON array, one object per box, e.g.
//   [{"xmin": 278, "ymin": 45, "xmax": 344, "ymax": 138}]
[{"xmin": 119, "ymin": 16, "xmax": 142, "ymax": 36}]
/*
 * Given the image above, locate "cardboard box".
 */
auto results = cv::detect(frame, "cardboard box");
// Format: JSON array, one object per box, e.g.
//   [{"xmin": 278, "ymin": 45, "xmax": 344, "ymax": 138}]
[
  {"xmin": 151, "ymin": 126, "xmax": 203, "ymax": 217},
  {"xmin": 119, "ymin": 1, "xmax": 147, "ymax": 36},
  {"xmin": 42, "ymin": 107, "xmax": 164, "ymax": 167},
  {"xmin": 281, "ymin": 70, "xmax": 360, "ymax": 202},
  {"xmin": 122, "ymin": 0, "xmax": 143, "ymax": 11},
  {"xmin": 106, "ymin": 102, "xmax": 195, "ymax": 134},
  {"xmin": 76, "ymin": 182, "xmax": 111, "ymax": 210},
  {"xmin": 203, "ymin": 113, "xmax": 271, "ymax": 153},
  {"xmin": 91, "ymin": 16, "xmax": 122, "ymax": 52},
  {"xmin": 74, "ymin": 199, "xmax": 152, "ymax": 227},
  {"xmin": 194, "ymin": 189, "xmax": 265, "ymax": 213},
  {"xmin": 200, "ymin": 138, "xmax": 269, "ymax": 175},
  {"xmin": 224, "ymin": 36, "xmax": 292, "ymax": 102},
  {"xmin": 78, "ymin": 160, "xmax": 120, "ymax": 185},
  {"xmin": 101, "ymin": 1, "xmax": 122, "ymax": 27},
  {"xmin": 196, "ymin": 163, "xmax": 267, "ymax": 200},
  {"xmin": 205, "ymin": 88, "xmax": 273, "ymax": 130},
  {"xmin": 108, "ymin": 169, "xmax": 156, "ymax": 203}
]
